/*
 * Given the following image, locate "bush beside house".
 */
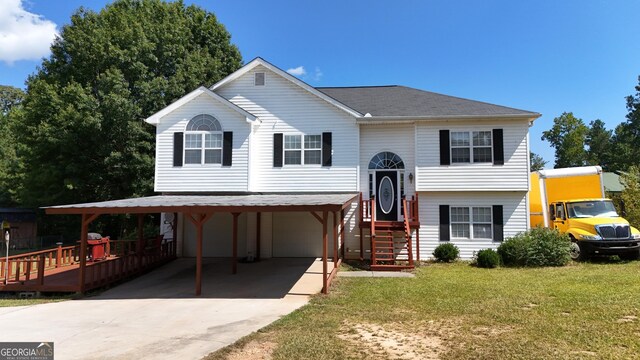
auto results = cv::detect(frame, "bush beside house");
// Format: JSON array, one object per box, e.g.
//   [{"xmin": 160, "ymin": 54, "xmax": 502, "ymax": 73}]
[
  {"xmin": 498, "ymin": 227, "xmax": 571, "ymax": 267},
  {"xmin": 433, "ymin": 243, "xmax": 460, "ymax": 262}
]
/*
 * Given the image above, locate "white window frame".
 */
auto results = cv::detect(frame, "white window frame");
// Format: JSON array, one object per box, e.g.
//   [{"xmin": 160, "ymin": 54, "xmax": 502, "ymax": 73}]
[
  {"xmin": 450, "ymin": 131, "xmax": 493, "ymax": 164},
  {"xmin": 183, "ymin": 115, "xmax": 223, "ymax": 166},
  {"xmin": 283, "ymin": 134, "xmax": 322, "ymax": 166},
  {"xmin": 184, "ymin": 132, "xmax": 223, "ymax": 165},
  {"xmin": 450, "ymin": 206, "xmax": 493, "ymax": 240}
]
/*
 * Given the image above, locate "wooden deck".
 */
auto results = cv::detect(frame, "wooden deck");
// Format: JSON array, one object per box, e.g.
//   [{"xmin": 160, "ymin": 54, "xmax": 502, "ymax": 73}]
[{"xmin": 0, "ymin": 240, "xmax": 176, "ymax": 293}]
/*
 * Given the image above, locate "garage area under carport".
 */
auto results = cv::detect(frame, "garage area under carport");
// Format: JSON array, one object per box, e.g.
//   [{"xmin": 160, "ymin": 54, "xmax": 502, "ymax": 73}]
[{"xmin": 44, "ymin": 193, "xmax": 358, "ymax": 295}]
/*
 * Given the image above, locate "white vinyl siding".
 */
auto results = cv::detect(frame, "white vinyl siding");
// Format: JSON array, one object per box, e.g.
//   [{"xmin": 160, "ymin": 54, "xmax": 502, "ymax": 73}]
[
  {"xmin": 182, "ymin": 213, "xmax": 248, "ymax": 257},
  {"xmin": 416, "ymin": 120, "xmax": 529, "ymax": 191},
  {"xmin": 418, "ymin": 191, "xmax": 527, "ymax": 260},
  {"xmin": 154, "ymin": 93, "xmax": 250, "ymax": 192},
  {"xmin": 217, "ymin": 65, "xmax": 358, "ymax": 192}
]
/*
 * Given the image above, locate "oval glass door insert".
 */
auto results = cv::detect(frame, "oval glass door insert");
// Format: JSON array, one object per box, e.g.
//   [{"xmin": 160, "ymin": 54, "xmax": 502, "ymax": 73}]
[{"xmin": 378, "ymin": 176, "xmax": 395, "ymax": 214}]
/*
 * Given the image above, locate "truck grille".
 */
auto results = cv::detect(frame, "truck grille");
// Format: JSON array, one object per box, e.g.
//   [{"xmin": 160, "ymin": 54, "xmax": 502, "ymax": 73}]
[{"xmin": 596, "ymin": 224, "xmax": 630, "ymax": 239}]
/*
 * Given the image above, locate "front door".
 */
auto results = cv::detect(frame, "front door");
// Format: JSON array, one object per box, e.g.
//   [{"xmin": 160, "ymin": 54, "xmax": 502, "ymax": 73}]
[{"xmin": 375, "ymin": 171, "xmax": 398, "ymax": 221}]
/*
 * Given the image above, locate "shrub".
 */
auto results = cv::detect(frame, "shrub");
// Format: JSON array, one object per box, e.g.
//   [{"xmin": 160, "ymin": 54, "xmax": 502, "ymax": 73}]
[
  {"xmin": 475, "ymin": 249, "xmax": 501, "ymax": 268},
  {"xmin": 498, "ymin": 227, "xmax": 570, "ymax": 267},
  {"xmin": 497, "ymin": 234, "xmax": 529, "ymax": 267},
  {"xmin": 433, "ymin": 243, "xmax": 459, "ymax": 262}
]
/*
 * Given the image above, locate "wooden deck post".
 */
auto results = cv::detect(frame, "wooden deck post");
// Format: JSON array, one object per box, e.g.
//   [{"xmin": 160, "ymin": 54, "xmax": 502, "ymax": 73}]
[
  {"xmin": 322, "ymin": 211, "xmax": 328, "ymax": 294},
  {"xmin": 232, "ymin": 213, "xmax": 240, "ymax": 274},
  {"xmin": 78, "ymin": 213, "xmax": 99, "ymax": 294},
  {"xmin": 56, "ymin": 243, "xmax": 62, "ymax": 268},
  {"xmin": 333, "ymin": 211, "xmax": 338, "ymax": 268},
  {"xmin": 256, "ymin": 212, "xmax": 261, "ymax": 260}
]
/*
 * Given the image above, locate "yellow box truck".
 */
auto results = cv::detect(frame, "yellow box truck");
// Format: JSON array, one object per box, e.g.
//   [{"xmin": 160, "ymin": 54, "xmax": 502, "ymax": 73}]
[{"xmin": 530, "ymin": 166, "xmax": 640, "ymax": 260}]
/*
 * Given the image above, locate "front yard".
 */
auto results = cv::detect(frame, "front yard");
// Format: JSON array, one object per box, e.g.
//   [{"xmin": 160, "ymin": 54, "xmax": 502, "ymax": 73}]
[{"xmin": 208, "ymin": 260, "xmax": 640, "ymax": 360}]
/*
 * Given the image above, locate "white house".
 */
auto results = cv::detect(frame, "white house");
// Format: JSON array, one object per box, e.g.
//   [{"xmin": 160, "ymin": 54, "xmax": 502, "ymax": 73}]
[{"xmin": 146, "ymin": 57, "xmax": 540, "ymax": 266}]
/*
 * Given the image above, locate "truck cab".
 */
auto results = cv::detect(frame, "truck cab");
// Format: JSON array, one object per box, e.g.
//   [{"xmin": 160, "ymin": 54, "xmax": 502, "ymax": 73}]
[{"xmin": 549, "ymin": 198, "xmax": 640, "ymax": 260}]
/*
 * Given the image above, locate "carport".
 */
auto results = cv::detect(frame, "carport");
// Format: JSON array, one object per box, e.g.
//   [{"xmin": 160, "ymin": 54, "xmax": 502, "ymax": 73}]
[{"xmin": 44, "ymin": 193, "xmax": 358, "ymax": 295}]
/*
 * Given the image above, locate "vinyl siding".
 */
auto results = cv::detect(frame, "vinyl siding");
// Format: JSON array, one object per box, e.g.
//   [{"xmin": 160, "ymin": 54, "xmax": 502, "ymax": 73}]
[
  {"xmin": 216, "ymin": 65, "xmax": 358, "ymax": 192},
  {"xmin": 418, "ymin": 191, "xmax": 528, "ymax": 260},
  {"xmin": 415, "ymin": 119, "xmax": 529, "ymax": 191},
  {"xmin": 182, "ymin": 213, "xmax": 248, "ymax": 257},
  {"xmin": 359, "ymin": 124, "xmax": 416, "ymax": 199},
  {"xmin": 154, "ymin": 94, "xmax": 250, "ymax": 192}
]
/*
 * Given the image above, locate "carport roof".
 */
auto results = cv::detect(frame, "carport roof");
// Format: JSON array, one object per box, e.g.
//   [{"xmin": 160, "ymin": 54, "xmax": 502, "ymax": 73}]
[{"xmin": 44, "ymin": 194, "xmax": 359, "ymax": 215}]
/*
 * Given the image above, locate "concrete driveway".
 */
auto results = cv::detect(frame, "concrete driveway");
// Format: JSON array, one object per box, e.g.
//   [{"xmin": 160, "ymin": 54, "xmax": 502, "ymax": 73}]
[{"xmin": 0, "ymin": 258, "xmax": 323, "ymax": 359}]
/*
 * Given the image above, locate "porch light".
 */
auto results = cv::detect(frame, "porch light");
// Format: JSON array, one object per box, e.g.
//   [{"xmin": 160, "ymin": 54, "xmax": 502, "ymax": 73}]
[{"xmin": 408, "ymin": 172, "xmax": 414, "ymax": 184}]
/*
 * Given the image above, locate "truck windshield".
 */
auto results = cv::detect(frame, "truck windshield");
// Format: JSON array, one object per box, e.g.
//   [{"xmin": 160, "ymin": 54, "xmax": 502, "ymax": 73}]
[{"xmin": 566, "ymin": 201, "xmax": 619, "ymax": 218}]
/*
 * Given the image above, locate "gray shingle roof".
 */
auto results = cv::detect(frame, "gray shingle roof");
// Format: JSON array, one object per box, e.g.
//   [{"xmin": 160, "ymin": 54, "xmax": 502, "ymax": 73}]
[
  {"xmin": 44, "ymin": 194, "xmax": 359, "ymax": 213},
  {"xmin": 316, "ymin": 85, "xmax": 538, "ymax": 118}
]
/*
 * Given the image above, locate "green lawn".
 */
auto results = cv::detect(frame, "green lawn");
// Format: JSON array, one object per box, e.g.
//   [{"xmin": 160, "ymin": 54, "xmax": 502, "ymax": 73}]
[
  {"xmin": 207, "ymin": 260, "xmax": 640, "ymax": 360},
  {"xmin": 0, "ymin": 297, "xmax": 70, "ymax": 307}
]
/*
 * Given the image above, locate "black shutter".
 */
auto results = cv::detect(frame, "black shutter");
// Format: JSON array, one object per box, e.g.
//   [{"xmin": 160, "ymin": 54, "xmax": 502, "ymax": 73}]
[
  {"xmin": 493, "ymin": 129, "xmax": 504, "ymax": 165},
  {"xmin": 223, "ymin": 131, "xmax": 233, "ymax": 166},
  {"xmin": 173, "ymin": 132, "xmax": 183, "ymax": 167},
  {"xmin": 493, "ymin": 205, "xmax": 504, "ymax": 242},
  {"xmin": 439, "ymin": 205, "xmax": 450, "ymax": 241},
  {"xmin": 273, "ymin": 133, "xmax": 283, "ymax": 167},
  {"xmin": 439, "ymin": 130, "xmax": 450, "ymax": 165},
  {"xmin": 322, "ymin": 132, "xmax": 332, "ymax": 166}
]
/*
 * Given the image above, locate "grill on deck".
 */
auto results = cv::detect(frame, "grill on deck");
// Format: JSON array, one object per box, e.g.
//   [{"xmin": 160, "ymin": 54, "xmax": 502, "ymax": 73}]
[{"xmin": 596, "ymin": 224, "xmax": 630, "ymax": 239}]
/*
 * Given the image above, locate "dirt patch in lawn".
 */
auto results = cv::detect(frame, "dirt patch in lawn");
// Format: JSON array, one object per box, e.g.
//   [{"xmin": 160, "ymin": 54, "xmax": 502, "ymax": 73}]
[
  {"xmin": 222, "ymin": 339, "xmax": 276, "ymax": 360},
  {"xmin": 338, "ymin": 321, "xmax": 448, "ymax": 360},
  {"xmin": 616, "ymin": 315, "xmax": 638, "ymax": 323}
]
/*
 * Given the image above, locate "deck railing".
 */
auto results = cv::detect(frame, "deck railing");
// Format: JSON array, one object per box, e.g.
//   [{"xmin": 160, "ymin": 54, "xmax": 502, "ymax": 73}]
[
  {"xmin": 1, "ymin": 239, "xmax": 176, "ymax": 292},
  {"xmin": 0, "ymin": 244, "xmax": 80, "ymax": 283},
  {"xmin": 359, "ymin": 193, "xmax": 419, "ymax": 223}
]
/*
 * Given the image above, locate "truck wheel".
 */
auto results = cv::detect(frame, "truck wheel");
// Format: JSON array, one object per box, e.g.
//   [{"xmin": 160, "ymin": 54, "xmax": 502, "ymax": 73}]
[{"xmin": 569, "ymin": 240, "xmax": 585, "ymax": 261}]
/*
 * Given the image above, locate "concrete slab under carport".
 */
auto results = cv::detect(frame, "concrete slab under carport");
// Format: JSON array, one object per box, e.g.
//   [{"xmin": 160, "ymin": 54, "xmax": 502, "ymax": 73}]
[{"xmin": 0, "ymin": 257, "xmax": 325, "ymax": 360}]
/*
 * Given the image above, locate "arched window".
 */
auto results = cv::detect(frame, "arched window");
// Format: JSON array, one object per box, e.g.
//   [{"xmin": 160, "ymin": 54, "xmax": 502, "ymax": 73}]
[
  {"xmin": 184, "ymin": 114, "xmax": 223, "ymax": 164},
  {"xmin": 368, "ymin": 151, "xmax": 405, "ymax": 169}
]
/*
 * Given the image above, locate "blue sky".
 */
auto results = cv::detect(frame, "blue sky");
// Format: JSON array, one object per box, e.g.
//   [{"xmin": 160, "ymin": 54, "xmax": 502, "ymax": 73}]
[{"xmin": 1, "ymin": 0, "xmax": 639, "ymax": 167}]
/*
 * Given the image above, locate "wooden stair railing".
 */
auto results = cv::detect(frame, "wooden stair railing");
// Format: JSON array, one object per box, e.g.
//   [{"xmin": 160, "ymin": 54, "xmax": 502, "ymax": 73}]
[{"xmin": 402, "ymin": 198, "xmax": 414, "ymax": 266}]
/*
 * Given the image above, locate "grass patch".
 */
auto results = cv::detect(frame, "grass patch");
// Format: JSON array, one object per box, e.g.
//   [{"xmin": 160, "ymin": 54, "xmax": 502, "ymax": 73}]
[
  {"xmin": 206, "ymin": 260, "xmax": 640, "ymax": 360},
  {"xmin": 0, "ymin": 295, "xmax": 72, "ymax": 307}
]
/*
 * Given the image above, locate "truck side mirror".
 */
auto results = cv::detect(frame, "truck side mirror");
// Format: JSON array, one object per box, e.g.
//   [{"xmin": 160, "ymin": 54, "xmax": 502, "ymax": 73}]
[{"xmin": 620, "ymin": 200, "xmax": 627, "ymax": 217}]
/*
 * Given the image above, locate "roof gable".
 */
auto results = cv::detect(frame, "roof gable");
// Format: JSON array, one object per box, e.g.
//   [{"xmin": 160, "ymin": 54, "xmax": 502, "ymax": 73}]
[
  {"xmin": 145, "ymin": 86, "xmax": 258, "ymax": 125},
  {"xmin": 211, "ymin": 57, "xmax": 362, "ymax": 118}
]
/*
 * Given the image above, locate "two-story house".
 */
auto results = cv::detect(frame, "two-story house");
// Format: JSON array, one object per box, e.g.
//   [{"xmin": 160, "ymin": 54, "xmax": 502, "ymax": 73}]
[{"xmin": 146, "ymin": 57, "xmax": 540, "ymax": 268}]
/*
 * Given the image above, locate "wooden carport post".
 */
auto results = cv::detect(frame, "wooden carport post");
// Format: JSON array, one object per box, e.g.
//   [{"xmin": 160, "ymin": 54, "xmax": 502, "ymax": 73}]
[
  {"xmin": 333, "ymin": 212, "xmax": 338, "ymax": 269},
  {"xmin": 186, "ymin": 212, "xmax": 214, "ymax": 296},
  {"xmin": 322, "ymin": 211, "xmax": 328, "ymax": 294},
  {"xmin": 137, "ymin": 214, "xmax": 145, "ymax": 267},
  {"xmin": 78, "ymin": 213, "xmax": 100, "ymax": 294},
  {"xmin": 232, "ymin": 213, "xmax": 240, "ymax": 274}
]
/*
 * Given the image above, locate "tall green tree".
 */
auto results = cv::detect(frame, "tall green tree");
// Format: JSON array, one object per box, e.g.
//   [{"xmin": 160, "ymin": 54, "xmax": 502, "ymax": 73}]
[
  {"xmin": 620, "ymin": 166, "xmax": 640, "ymax": 228},
  {"xmin": 609, "ymin": 76, "xmax": 640, "ymax": 171},
  {"xmin": 0, "ymin": 86, "xmax": 24, "ymax": 206},
  {"xmin": 529, "ymin": 152, "xmax": 547, "ymax": 171},
  {"xmin": 0, "ymin": 85, "xmax": 24, "ymax": 115},
  {"xmin": 541, "ymin": 112, "xmax": 589, "ymax": 168},
  {"xmin": 15, "ymin": 0, "xmax": 242, "ymax": 209},
  {"xmin": 585, "ymin": 119, "xmax": 613, "ymax": 170}
]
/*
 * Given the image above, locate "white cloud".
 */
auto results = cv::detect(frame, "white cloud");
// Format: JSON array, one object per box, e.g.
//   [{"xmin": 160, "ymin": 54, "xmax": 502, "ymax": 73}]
[
  {"xmin": 286, "ymin": 66, "xmax": 306, "ymax": 76},
  {"xmin": 0, "ymin": 0, "xmax": 58, "ymax": 64}
]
